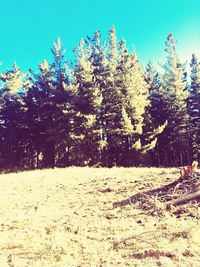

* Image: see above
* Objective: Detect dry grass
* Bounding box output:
[0,167,200,266]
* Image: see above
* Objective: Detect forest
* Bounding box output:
[0,27,199,171]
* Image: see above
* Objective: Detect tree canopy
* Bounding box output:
[0,29,198,171]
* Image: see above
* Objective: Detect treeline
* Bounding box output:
[0,27,199,171]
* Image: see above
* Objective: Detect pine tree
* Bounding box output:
[74,38,96,114]
[145,62,166,126]
[0,28,197,170]
[23,60,56,168]
[145,62,167,166]
[24,38,79,168]
[161,34,189,166]
[73,38,96,165]
[100,26,127,166]
[189,53,200,161]
[73,34,108,166]
[86,31,108,165]
[101,29,166,166]
[119,51,166,165]
[123,52,149,136]
[0,63,26,169]
[49,37,79,167]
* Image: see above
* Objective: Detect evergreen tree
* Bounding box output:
[48,37,79,167]
[23,60,56,168]
[161,34,189,166]
[0,63,26,169]
[145,62,167,166]
[73,38,97,165]
[100,26,127,166]
[189,53,200,161]
[119,51,166,165]
[24,38,79,168]
[0,28,198,171]
[74,34,107,166]
[101,29,166,166]
[86,31,108,165]
[145,62,166,126]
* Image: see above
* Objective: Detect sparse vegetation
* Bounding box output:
[0,167,200,266]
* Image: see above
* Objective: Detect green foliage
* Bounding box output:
[0,29,198,170]
[0,63,26,169]
[157,34,190,166]
[189,54,200,161]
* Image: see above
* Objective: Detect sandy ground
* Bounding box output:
[0,167,200,266]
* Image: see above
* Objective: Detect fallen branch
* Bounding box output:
[113,230,154,249]
[165,190,200,207]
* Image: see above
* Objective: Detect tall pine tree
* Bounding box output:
[161,34,189,166]
[189,53,200,161]
[0,63,26,169]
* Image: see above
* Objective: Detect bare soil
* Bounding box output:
[0,167,200,266]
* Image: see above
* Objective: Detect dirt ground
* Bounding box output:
[0,167,200,266]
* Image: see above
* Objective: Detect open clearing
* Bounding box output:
[0,167,200,266]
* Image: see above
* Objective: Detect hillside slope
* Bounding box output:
[0,167,199,266]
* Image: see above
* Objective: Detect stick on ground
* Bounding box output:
[165,190,200,207]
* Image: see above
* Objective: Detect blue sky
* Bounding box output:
[1,0,200,72]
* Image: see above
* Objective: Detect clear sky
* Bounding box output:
[1,0,200,72]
